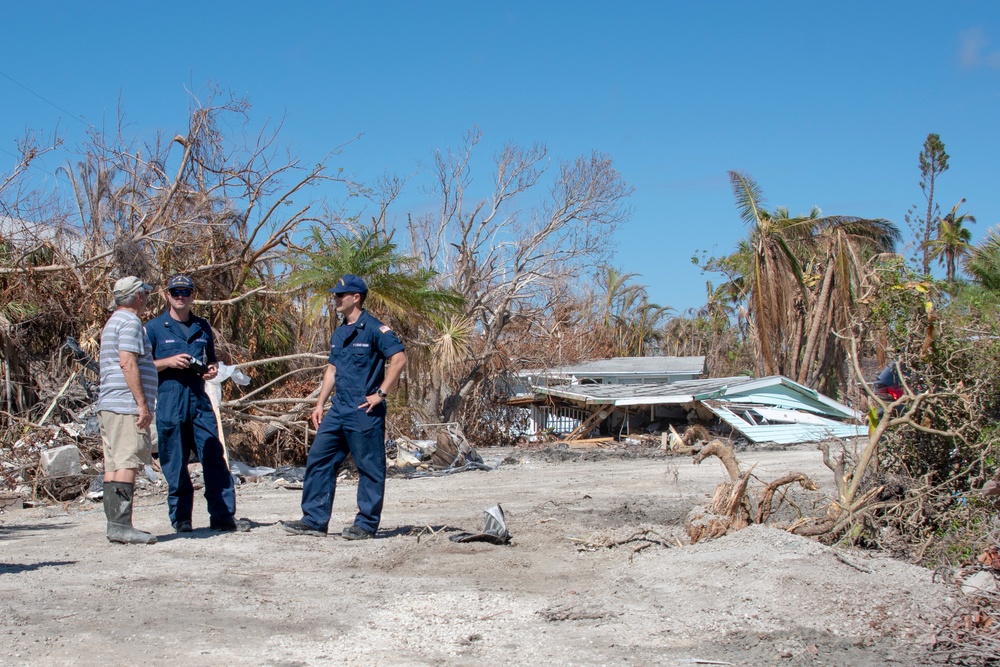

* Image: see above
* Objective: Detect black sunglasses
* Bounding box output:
[169,289,193,297]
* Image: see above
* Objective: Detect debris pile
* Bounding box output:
[932,546,1000,663]
[389,424,490,476]
[1,416,106,506]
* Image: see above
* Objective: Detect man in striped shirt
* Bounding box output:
[97,276,159,545]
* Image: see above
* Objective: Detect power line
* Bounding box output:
[0,144,74,187]
[0,69,85,187]
[0,69,91,129]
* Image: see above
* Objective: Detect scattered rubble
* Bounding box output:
[39,444,82,477]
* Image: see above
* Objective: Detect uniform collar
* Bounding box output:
[161,313,194,327]
[345,309,368,329]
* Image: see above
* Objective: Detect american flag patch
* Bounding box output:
[379,325,392,333]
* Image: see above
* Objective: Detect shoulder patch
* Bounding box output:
[379,325,392,333]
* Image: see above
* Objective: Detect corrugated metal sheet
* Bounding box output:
[530,374,865,444]
[534,376,756,405]
[707,404,865,444]
[716,377,856,419]
[520,356,706,381]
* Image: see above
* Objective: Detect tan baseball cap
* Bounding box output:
[108,276,153,310]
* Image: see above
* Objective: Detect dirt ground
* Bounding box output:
[0,444,957,666]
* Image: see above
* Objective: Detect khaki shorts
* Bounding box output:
[99,411,154,471]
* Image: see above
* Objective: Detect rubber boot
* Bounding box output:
[104,481,157,545]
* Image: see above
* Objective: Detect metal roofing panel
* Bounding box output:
[707,405,865,444]
[752,406,834,425]
[522,356,706,378]
[534,376,756,405]
[720,376,857,418]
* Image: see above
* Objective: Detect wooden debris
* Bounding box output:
[37,372,78,427]
[756,473,819,524]
[549,437,614,449]
[567,528,673,562]
[834,551,872,573]
[563,409,608,441]
[34,473,94,502]
[669,424,711,454]
[692,439,741,482]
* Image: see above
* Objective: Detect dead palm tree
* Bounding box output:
[728,171,815,376]
[623,299,672,356]
[797,216,899,390]
[728,171,899,390]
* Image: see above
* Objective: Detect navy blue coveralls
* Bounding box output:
[145,312,236,528]
[300,309,405,534]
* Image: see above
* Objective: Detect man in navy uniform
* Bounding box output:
[145,274,246,533]
[282,274,407,539]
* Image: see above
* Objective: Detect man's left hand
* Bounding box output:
[203,363,219,381]
[359,393,384,414]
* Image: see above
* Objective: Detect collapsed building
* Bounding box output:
[510,357,866,445]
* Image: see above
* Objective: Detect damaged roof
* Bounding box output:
[533,375,865,444]
[521,356,706,382]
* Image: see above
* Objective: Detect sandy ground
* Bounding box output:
[0,445,955,666]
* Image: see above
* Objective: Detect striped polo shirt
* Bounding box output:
[96,310,158,415]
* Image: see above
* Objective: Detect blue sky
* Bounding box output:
[2,2,999,312]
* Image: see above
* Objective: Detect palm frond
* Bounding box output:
[728,171,767,230]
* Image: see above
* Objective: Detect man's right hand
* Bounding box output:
[310,404,325,430]
[136,405,152,430]
[162,354,193,369]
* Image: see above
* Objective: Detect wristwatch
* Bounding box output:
[376,388,388,398]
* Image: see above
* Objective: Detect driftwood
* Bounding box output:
[550,437,614,449]
[756,473,820,524]
[667,424,711,454]
[692,439,741,482]
[567,529,674,563]
[686,439,828,544]
[686,439,756,543]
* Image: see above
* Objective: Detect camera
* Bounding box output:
[188,357,209,376]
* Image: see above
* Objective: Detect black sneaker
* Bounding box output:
[281,519,326,537]
[173,520,193,533]
[341,525,375,540]
[210,517,251,532]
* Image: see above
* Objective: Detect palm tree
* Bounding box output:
[796,215,899,389]
[286,225,463,326]
[593,266,672,356]
[727,171,817,376]
[964,226,1000,291]
[594,265,642,352]
[928,198,975,283]
[727,171,899,390]
[622,298,673,356]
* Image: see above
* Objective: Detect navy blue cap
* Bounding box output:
[168,275,195,290]
[329,274,368,295]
